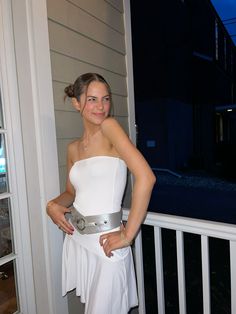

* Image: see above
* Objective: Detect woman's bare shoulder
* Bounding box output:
[67,138,82,161]
[67,138,81,150]
[101,117,119,127]
[101,117,125,136]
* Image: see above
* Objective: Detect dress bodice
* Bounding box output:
[69,156,127,216]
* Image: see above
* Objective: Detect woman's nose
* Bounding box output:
[97,100,104,110]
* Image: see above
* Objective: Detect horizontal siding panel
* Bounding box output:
[59,165,67,192]
[116,116,129,134]
[57,138,74,166]
[55,110,83,139]
[66,0,124,33]
[50,51,127,96]
[112,95,128,117]
[47,0,125,54]
[105,0,123,13]
[48,21,126,75]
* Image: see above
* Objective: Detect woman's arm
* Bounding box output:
[99,118,156,256]
[46,143,76,235]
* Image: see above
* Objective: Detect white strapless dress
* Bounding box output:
[62,156,138,314]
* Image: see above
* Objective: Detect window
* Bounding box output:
[224,36,227,70]
[0,89,19,313]
[215,19,219,61]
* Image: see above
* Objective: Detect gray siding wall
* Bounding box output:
[46,1,133,312]
[46,0,130,192]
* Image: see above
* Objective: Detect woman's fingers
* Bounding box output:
[99,230,131,257]
[57,217,74,235]
[57,223,73,235]
[49,207,74,235]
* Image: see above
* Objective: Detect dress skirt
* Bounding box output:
[62,228,138,314]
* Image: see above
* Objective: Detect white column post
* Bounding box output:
[11,0,68,313]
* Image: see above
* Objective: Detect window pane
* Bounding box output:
[0,134,8,194]
[0,198,13,258]
[0,260,19,313]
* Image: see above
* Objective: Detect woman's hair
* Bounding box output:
[64,72,112,102]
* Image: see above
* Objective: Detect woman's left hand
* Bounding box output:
[99,226,132,257]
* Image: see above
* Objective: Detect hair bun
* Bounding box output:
[64,84,74,98]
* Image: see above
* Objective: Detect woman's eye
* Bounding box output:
[88,97,96,102]
[103,97,110,102]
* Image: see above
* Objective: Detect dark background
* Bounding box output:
[130,2,236,312]
[130,0,236,181]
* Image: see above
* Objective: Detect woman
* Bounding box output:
[46,73,156,314]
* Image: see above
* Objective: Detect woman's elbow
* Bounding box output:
[145,171,156,189]
[150,172,156,187]
[135,169,156,189]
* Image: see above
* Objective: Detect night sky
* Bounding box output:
[211,0,236,44]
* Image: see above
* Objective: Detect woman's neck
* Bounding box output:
[81,127,101,151]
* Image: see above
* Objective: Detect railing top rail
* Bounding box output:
[123,208,236,241]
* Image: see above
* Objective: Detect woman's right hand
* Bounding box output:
[46,201,74,235]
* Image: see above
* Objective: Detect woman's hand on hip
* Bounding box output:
[99,226,132,257]
[46,202,74,235]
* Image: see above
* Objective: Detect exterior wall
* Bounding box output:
[46,0,130,192]
[46,0,133,312]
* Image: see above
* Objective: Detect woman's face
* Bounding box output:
[79,81,111,125]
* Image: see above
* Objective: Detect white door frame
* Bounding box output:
[1,0,68,313]
[123,0,136,145]
[0,1,36,313]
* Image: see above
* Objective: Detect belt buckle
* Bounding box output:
[76,217,86,231]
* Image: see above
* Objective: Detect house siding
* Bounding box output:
[46,0,130,188]
[46,0,132,312]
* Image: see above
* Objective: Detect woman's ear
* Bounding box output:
[71,97,81,112]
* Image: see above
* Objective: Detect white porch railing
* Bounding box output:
[123,209,236,314]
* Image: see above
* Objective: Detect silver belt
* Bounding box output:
[70,207,122,234]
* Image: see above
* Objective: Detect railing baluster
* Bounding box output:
[230,240,236,314]
[123,209,236,314]
[201,235,211,314]
[176,231,186,314]
[134,230,146,314]
[154,226,165,314]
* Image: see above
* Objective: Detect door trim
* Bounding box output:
[0,1,36,312]
[9,0,68,313]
